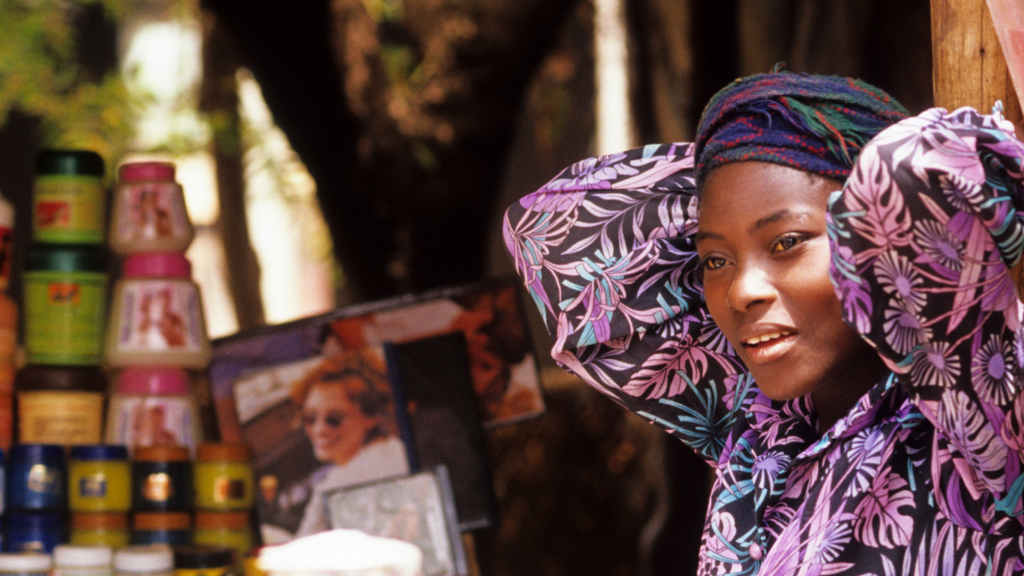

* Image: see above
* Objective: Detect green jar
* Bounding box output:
[23,244,108,365]
[33,150,106,244]
[34,147,108,241]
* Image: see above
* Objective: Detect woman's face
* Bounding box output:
[695,162,886,411]
[301,380,378,466]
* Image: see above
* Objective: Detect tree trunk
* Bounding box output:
[201,0,579,303]
[199,13,266,330]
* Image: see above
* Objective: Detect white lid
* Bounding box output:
[0,553,53,572]
[54,545,113,567]
[113,545,173,572]
[257,530,422,576]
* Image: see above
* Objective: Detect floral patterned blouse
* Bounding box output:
[502,106,1024,575]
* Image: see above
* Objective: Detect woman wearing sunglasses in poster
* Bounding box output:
[290,348,410,538]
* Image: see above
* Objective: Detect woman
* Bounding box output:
[503,72,1024,574]
[291,348,410,537]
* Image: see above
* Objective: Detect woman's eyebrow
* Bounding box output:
[694,230,723,245]
[695,209,817,245]
[751,209,815,233]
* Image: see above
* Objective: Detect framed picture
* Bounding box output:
[388,332,498,531]
[329,277,546,428]
[229,341,416,543]
[210,277,545,441]
[324,467,468,576]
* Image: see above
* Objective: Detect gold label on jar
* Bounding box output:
[213,477,246,502]
[79,474,108,497]
[143,472,173,501]
[27,464,60,494]
[14,540,46,553]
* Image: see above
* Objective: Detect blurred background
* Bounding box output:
[0,0,938,574]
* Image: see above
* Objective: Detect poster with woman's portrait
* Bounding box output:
[230,345,414,545]
[329,279,546,428]
[210,278,543,442]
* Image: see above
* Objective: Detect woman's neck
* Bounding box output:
[810,355,889,433]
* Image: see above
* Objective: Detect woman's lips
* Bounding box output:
[741,331,797,364]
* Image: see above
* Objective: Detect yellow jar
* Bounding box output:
[69,445,132,513]
[70,513,131,549]
[193,511,253,560]
[193,444,253,511]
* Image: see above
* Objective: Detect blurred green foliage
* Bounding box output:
[0,0,137,172]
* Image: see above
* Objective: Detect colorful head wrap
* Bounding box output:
[694,72,909,189]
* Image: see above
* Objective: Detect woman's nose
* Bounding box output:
[726,261,775,311]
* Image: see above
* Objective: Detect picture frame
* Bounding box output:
[324,466,468,576]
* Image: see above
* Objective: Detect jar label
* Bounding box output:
[114,181,192,242]
[27,464,61,494]
[34,175,106,243]
[78,473,108,497]
[143,472,174,502]
[11,540,47,553]
[114,280,205,352]
[0,322,15,361]
[23,271,107,364]
[107,395,197,451]
[214,476,247,502]
[18,390,105,444]
[176,568,230,576]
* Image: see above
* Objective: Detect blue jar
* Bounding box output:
[0,448,7,516]
[7,445,66,511]
[130,511,190,546]
[5,510,63,552]
[131,446,191,512]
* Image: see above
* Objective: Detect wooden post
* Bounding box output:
[932,0,1024,296]
[931,0,1023,125]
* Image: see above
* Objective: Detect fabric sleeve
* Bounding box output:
[502,142,750,466]
[828,106,1024,526]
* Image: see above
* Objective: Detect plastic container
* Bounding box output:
[53,545,113,576]
[110,163,193,255]
[0,190,13,290]
[193,511,252,561]
[15,365,107,446]
[104,253,209,369]
[0,190,14,451]
[33,150,106,244]
[193,444,253,511]
[131,446,192,512]
[0,449,6,515]
[172,546,233,576]
[256,530,422,576]
[113,545,174,576]
[106,368,200,454]
[6,444,66,511]
[22,244,108,365]
[0,292,13,448]
[0,552,53,576]
[68,445,131,513]
[130,512,191,546]
[5,511,63,553]
[69,513,130,549]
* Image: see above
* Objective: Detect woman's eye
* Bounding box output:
[770,235,806,253]
[701,256,726,270]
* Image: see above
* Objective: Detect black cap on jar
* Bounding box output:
[36,150,105,177]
